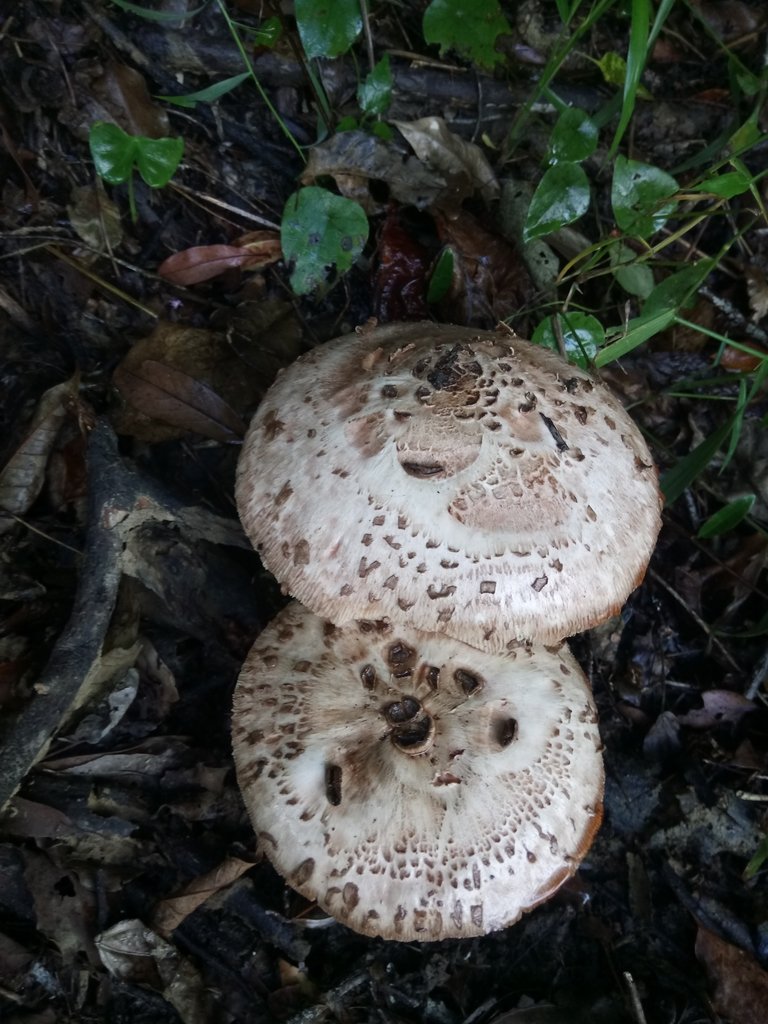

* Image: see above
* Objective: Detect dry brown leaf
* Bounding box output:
[433,209,534,325]
[152,856,256,938]
[96,919,211,1024]
[111,323,268,442]
[0,376,77,534]
[158,232,281,286]
[696,926,768,1024]
[67,180,123,252]
[393,115,499,205]
[114,359,246,442]
[302,129,445,212]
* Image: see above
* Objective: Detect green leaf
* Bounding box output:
[548,107,598,163]
[697,494,756,538]
[532,312,603,368]
[134,136,185,187]
[660,417,735,505]
[281,187,369,295]
[610,242,654,298]
[595,51,629,87]
[609,0,651,155]
[89,122,183,188]
[295,0,362,58]
[729,116,762,154]
[89,122,137,184]
[523,163,590,242]
[692,169,753,199]
[744,834,768,880]
[643,258,715,316]
[358,55,392,117]
[596,308,676,366]
[158,71,251,109]
[423,0,511,69]
[612,155,678,237]
[427,247,454,304]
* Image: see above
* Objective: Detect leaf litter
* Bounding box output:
[1,2,768,1023]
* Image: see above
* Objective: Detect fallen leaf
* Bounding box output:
[433,209,534,325]
[678,689,757,729]
[96,918,211,1024]
[67,180,123,251]
[113,359,246,442]
[394,115,499,206]
[696,926,768,1024]
[158,231,281,286]
[0,376,78,534]
[152,855,256,937]
[302,129,445,212]
[373,205,430,321]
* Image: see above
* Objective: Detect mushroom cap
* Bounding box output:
[236,322,662,647]
[232,601,604,941]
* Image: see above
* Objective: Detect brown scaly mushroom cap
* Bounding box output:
[236,322,662,648]
[232,601,604,941]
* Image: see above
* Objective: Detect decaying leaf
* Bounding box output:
[302,129,446,212]
[96,918,211,1024]
[745,264,768,322]
[372,205,430,321]
[696,926,768,1024]
[152,855,256,938]
[158,230,282,286]
[0,376,78,534]
[111,323,262,442]
[393,115,499,205]
[67,180,123,251]
[114,359,246,442]
[433,208,534,325]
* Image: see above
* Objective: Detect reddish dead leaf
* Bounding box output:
[158,234,281,287]
[696,926,768,1024]
[720,344,767,373]
[113,359,246,442]
[372,206,430,321]
[433,209,534,326]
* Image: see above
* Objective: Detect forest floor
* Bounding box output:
[1,2,768,1023]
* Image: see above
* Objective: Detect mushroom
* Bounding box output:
[236,322,661,649]
[232,601,604,941]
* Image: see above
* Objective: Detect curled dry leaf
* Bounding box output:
[113,359,246,443]
[96,919,211,1024]
[301,129,446,213]
[393,115,500,206]
[158,230,281,286]
[0,376,78,534]
[151,855,256,938]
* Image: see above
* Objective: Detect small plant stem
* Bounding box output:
[359,0,375,70]
[127,172,138,223]
[216,0,306,164]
